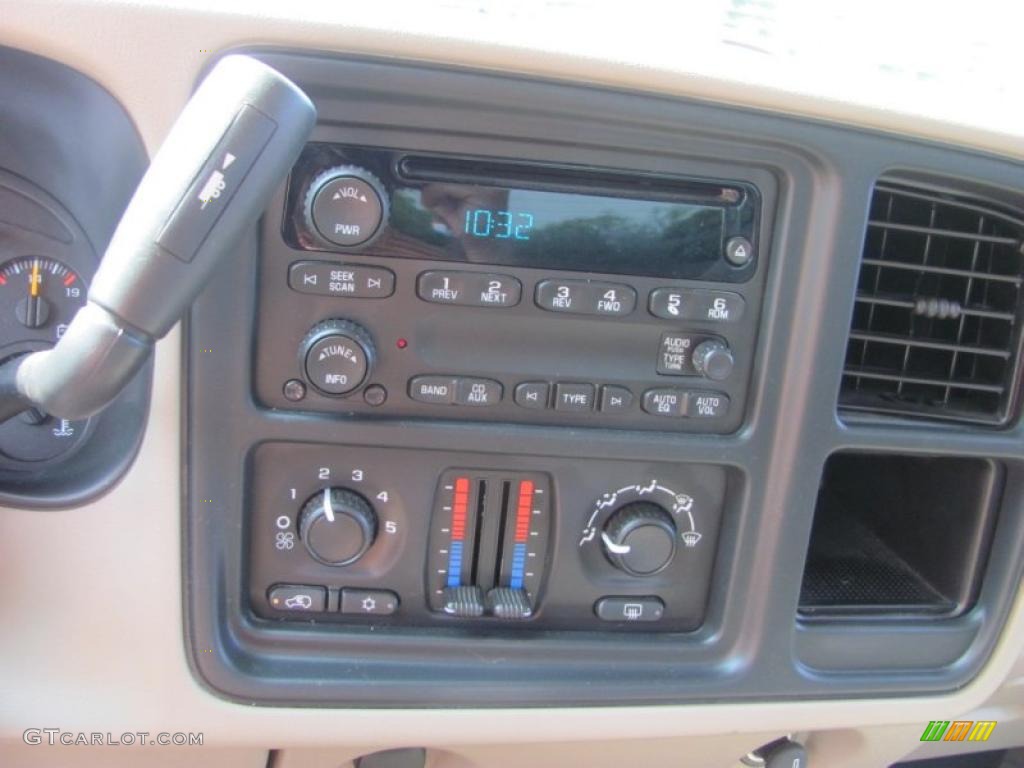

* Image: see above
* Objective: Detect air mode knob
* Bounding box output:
[304,165,389,248]
[300,319,376,396]
[298,487,378,566]
[601,501,677,576]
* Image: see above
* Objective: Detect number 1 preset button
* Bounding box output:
[535,279,636,316]
[417,270,521,308]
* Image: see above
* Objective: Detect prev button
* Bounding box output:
[417,270,521,307]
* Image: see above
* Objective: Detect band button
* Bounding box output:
[408,376,456,404]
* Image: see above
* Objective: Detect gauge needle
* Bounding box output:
[30,259,40,298]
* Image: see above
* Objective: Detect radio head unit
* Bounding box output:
[256,143,767,434]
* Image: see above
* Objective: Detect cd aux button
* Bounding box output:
[417,270,521,307]
[454,377,503,406]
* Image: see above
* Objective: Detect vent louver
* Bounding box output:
[841,182,1024,424]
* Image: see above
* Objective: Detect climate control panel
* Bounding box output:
[248,442,727,632]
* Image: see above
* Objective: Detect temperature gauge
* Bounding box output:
[0,255,89,464]
[0,256,85,343]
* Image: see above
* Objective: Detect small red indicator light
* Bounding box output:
[396,338,408,349]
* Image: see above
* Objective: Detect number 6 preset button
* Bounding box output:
[535,279,636,316]
[416,270,521,307]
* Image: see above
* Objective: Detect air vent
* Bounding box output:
[841,182,1024,424]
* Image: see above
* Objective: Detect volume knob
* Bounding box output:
[304,165,389,248]
[300,319,375,396]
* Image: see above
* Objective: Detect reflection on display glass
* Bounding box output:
[388,184,728,278]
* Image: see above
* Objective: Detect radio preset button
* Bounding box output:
[417,270,521,308]
[689,290,745,323]
[642,388,687,417]
[454,377,503,406]
[686,391,730,418]
[554,382,595,412]
[288,261,395,298]
[514,381,550,409]
[600,385,634,413]
[649,288,745,323]
[409,376,457,404]
[535,279,636,317]
[649,288,687,320]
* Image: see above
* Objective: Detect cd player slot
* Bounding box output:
[397,154,745,205]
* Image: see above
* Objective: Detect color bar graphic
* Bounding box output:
[510,479,534,589]
[447,476,470,587]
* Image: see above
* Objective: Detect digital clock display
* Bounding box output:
[463,209,535,241]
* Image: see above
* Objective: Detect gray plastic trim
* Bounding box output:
[186,51,1024,706]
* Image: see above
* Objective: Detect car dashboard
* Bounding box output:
[1,3,1024,768]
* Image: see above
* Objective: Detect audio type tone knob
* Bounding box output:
[304,165,389,248]
[601,501,677,576]
[300,319,375,396]
[298,487,378,566]
[692,339,734,381]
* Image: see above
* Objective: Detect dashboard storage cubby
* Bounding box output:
[799,452,1001,618]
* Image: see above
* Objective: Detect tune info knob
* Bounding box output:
[304,165,389,248]
[601,501,677,576]
[300,319,375,396]
[298,488,378,566]
[692,339,734,381]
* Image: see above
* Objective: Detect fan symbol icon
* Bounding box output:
[361,597,377,612]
